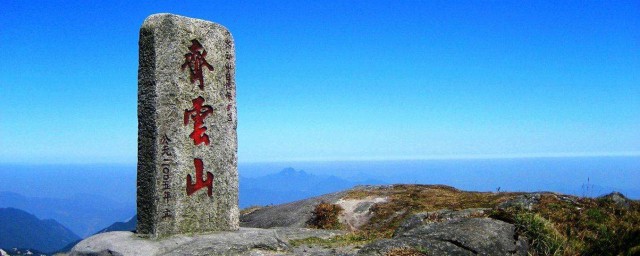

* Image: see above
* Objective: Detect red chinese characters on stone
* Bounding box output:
[186,158,213,197]
[181,39,213,90]
[184,96,214,146]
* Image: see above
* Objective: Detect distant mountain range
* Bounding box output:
[95,215,136,234]
[83,167,387,233]
[239,167,386,208]
[2,162,638,254]
[56,215,138,254]
[0,208,79,254]
[0,192,133,238]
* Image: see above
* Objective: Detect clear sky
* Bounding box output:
[1,1,639,164]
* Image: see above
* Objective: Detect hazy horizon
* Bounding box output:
[2,155,639,200]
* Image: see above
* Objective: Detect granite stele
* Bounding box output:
[137,13,239,238]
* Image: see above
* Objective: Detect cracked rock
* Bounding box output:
[359,217,527,256]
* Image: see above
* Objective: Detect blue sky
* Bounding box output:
[1,1,639,164]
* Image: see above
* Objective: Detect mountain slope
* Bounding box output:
[0,207,80,253]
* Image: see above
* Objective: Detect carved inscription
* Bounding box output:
[160,134,173,220]
[186,158,214,197]
[181,39,215,197]
[224,37,234,122]
[184,96,214,146]
[181,39,213,90]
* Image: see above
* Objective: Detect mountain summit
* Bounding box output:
[70,184,640,255]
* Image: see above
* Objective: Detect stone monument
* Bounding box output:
[137,13,239,238]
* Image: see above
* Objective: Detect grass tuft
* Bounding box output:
[289,231,382,248]
[385,247,427,256]
[494,193,640,255]
[513,212,566,255]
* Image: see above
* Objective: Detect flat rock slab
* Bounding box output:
[241,191,348,229]
[359,217,528,256]
[69,228,345,256]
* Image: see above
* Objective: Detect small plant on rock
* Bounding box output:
[307,201,344,230]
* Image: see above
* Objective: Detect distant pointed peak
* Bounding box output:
[281,167,296,174]
[278,167,309,177]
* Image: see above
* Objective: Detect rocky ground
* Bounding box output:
[69,228,345,256]
[68,184,640,255]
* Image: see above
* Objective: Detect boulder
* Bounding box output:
[599,192,632,210]
[360,217,528,256]
[393,208,489,237]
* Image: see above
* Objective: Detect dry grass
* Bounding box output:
[295,185,640,255]
[346,184,523,236]
[307,201,344,230]
[492,193,640,255]
[385,247,427,256]
[289,231,380,248]
[239,205,262,215]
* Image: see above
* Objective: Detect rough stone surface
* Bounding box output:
[497,194,541,211]
[600,192,632,209]
[393,208,490,237]
[240,188,390,231]
[241,191,348,229]
[336,196,388,230]
[360,217,528,256]
[69,228,345,256]
[137,13,238,238]
[289,245,359,256]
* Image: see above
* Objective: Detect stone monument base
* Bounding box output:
[69,228,345,256]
